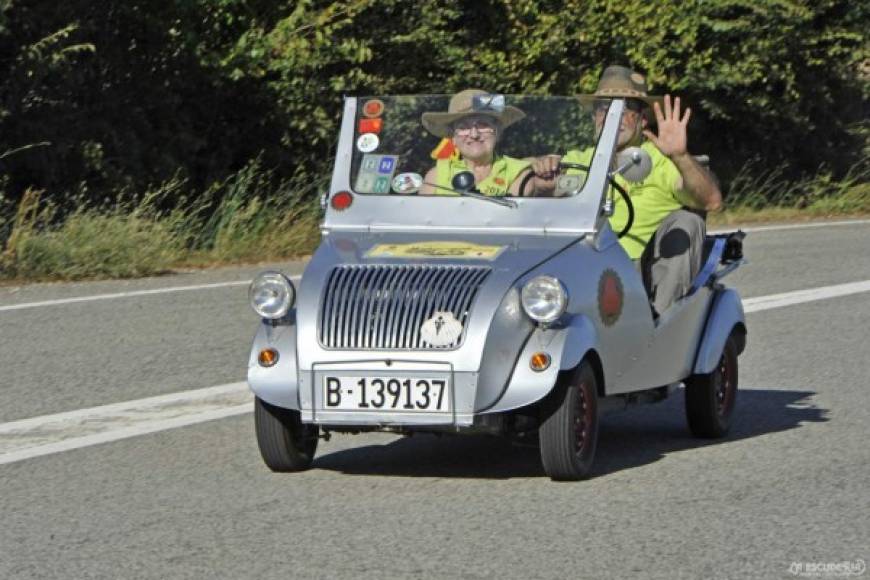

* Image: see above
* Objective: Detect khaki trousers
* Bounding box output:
[639,209,706,317]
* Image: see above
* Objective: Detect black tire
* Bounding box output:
[685,334,739,438]
[254,397,319,472]
[539,361,599,481]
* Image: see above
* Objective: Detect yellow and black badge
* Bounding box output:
[366,241,505,260]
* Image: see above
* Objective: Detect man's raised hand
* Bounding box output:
[643,94,690,159]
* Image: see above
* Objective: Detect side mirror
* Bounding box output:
[614,147,652,183]
[451,171,476,193]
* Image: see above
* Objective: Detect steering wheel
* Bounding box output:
[518,162,634,239]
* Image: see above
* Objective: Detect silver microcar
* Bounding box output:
[246,95,747,480]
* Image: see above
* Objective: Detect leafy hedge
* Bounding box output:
[0,0,866,221]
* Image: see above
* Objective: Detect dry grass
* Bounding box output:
[0,158,866,283]
[0,160,323,283]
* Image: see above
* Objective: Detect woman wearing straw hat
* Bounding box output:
[419,89,533,196]
[533,65,723,317]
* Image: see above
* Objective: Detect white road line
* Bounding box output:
[0,404,252,466]
[0,382,251,466]
[710,218,870,235]
[2,278,870,466]
[0,276,300,313]
[744,280,870,313]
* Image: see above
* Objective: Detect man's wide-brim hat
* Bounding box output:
[578,65,664,108]
[422,89,526,138]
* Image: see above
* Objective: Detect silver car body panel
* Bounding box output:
[483,315,597,413]
[614,287,713,389]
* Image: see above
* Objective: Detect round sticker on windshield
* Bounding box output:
[392,172,423,194]
[356,133,379,153]
[362,99,385,118]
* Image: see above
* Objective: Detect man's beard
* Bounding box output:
[594,123,642,150]
[616,125,643,150]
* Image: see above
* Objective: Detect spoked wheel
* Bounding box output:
[539,361,599,481]
[685,335,739,438]
[255,397,319,472]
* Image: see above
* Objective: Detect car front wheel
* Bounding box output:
[539,361,599,481]
[255,397,319,472]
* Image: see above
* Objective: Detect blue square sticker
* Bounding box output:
[378,157,395,174]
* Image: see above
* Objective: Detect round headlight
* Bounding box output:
[249,271,295,319]
[521,276,567,324]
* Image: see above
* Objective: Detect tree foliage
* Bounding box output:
[0,0,866,212]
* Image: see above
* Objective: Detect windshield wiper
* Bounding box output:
[422,181,518,208]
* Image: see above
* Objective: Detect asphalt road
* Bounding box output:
[1,221,868,580]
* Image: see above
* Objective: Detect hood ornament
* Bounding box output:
[420,311,463,347]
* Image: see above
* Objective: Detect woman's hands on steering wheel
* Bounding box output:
[527,155,566,196]
[521,155,634,239]
[520,156,590,198]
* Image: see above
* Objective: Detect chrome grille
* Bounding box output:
[319,264,491,350]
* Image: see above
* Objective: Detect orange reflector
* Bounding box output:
[258,348,279,367]
[530,352,551,372]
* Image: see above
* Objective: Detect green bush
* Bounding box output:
[1,0,866,210]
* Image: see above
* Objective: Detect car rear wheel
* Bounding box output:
[685,334,739,438]
[539,361,599,481]
[255,397,319,472]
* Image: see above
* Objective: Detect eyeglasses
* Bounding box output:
[593,99,645,115]
[453,119,497,136]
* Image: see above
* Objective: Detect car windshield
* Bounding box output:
[348,95,598,197]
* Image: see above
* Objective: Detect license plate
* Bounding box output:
[322,376,450,412]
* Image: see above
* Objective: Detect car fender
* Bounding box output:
[247,316,300,410]
[693,289,746,375]
[559,314,599,372]
[483,314,599,413]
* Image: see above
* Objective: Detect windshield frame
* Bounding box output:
[324,97,626,236]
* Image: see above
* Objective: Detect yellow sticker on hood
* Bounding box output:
[366,241,505,260]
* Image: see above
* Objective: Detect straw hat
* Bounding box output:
[422,89,526,138]
[578,65,664,108]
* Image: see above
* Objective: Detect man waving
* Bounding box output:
[534,65,723,317]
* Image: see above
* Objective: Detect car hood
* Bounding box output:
[312,231,583,275]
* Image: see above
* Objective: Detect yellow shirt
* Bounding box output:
[562,141,698,259]
[434,156,530,196]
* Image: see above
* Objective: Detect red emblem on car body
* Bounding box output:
[598,269,624,326]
